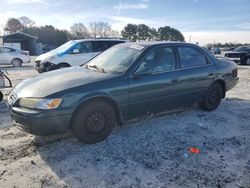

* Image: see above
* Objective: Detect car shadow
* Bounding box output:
[0,63,34,70]
[35,97,250,187]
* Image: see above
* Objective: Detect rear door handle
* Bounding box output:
[208,72,214,76]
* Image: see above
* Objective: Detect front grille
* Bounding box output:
[226,53,240,58]
[35,60,41,67]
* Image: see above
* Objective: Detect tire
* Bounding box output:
[57,63,70,69]
[246,58,250,65]
[71,100,116,144]
[12,59,23,67]
[240,57,250,65]
[0,91,3,102]
[37,69,45,73]
[199,83,223,111]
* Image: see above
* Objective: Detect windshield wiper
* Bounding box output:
[86,65,106,73]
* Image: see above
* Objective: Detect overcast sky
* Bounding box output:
[0,0,250,45]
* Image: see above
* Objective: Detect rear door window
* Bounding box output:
[108,41,125,47]
[92,41,110,52]
[178,47,208,68]
[1,47,13,53]
[92,41,125,52]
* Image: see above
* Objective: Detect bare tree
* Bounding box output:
[70,23,90,39]
[19,16,35,28]
[89,22,99,38]
[4,18,24,34]
[89,22,117,38]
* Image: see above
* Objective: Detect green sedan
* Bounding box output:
[8,42,239,144]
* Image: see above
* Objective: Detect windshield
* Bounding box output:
[53,40,77,54]
[86,44,145,74]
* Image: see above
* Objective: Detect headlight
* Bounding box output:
[17,98,62,109]
[36,98,62,109]
[42,56,55,63]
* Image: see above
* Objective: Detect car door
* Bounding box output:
[0,47,13,64]
[128,46,178,118]
[62,41,97,66]
[172,46,217,106]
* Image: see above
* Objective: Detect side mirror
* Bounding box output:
[72,49,80,54]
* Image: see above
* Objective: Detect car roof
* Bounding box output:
[234,45,250,50]
[74,39,127,43]
[0,45,15,49]
[114,41,194,48]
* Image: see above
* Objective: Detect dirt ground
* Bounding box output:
[0,63,250,188]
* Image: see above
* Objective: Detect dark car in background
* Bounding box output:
[225,45,250,65]
[214,48,221,55]
[9,42,238,144]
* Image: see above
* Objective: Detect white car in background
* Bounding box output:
[0,46,30,67]
[34,39,126,73]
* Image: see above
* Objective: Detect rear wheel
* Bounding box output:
[57,63,70,69]
[199,83,223,111]
[12,59,23,67]
[71,100,116,144]
[37,69,45,73]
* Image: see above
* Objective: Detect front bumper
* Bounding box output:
[226,77,239,91]
[34,61,56,73]
[10,107,74,136]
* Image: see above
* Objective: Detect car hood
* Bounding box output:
[12,67,118,98]
[35,51,57,61]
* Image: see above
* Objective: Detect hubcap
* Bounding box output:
[86,112,106,133]
[208,89,218,105]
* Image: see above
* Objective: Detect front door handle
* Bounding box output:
[208,72,214,76]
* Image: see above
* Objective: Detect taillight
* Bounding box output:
[232,68,238,78]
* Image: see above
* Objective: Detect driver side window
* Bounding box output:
[70,42,92,54]
[136,47,176,74]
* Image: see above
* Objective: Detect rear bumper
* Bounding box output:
[22,56,31,64]
[10,107,73,136]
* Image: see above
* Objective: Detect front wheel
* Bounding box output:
[71,100,116,144]
[199,83,223,111]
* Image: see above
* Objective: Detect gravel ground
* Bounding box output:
[0,62,250,188]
